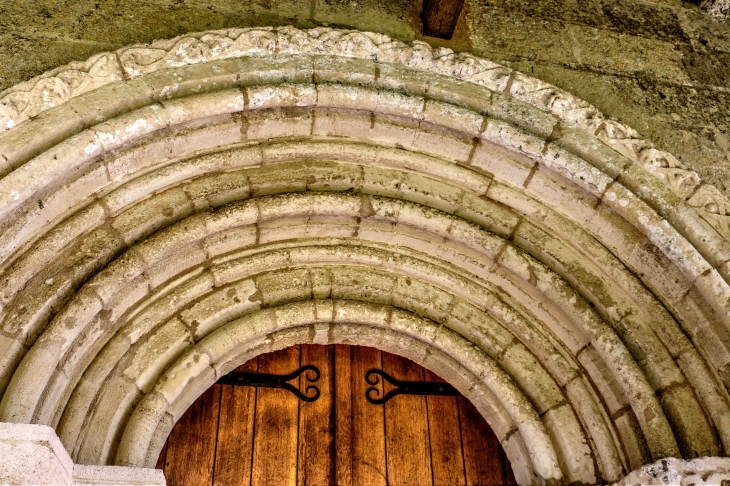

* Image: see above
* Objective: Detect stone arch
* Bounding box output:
[0,26,730,486]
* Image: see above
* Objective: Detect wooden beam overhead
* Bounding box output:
[421,0,465,40]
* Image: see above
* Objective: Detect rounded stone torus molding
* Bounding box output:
[0,26,730,486]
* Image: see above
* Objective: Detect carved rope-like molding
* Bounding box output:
[1,26,728,240]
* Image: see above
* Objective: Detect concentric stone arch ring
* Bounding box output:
[1,26,730,486]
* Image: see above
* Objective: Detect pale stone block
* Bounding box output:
[659,383,720,456]
[540,144,613,198]
[178,279,260,339]
[199,311,277,367]
[64,76,154,129]
[555,128,631,181]
[543,404,596,485]
[244,108,312,140]
[456,191,520,237]
[154,349,211,405]
[247,84,317,110]
[165,368,218,424]
[312,56,377,86]
[0,202,106,306]
[109,188,193,245]
[0,129,103,225]
[124,270,214,344]
[564,376,626,482]
[76,376,142,465]
[123,318,193,394]
[523,165,599,224]
[186,170,251,211]
[501,432,535,486]
[0,344,60,423]
[203,226,258,259]
[161,89,244,122]
[369,114,419,147]
[144,246,207,291]
[73,464,166,485]
[272,300,317,329]
[376,146,491,194]
[0,422,74,485]
[39,163,108,226]
[114,391,170,467]
[443,216,506,257]
[296,216,359,239]
[255,268,311,306]
[315,83,379,112]
[57,335,131,452]
[676,350,730,450]
[481,119,544,161]
[330,266,395,303]
[489,92,556,139]
[422,99,484,137]
[134,214,208,265]
[393,275,453,317]
[91,104,168,151]
[104,119,243,184]
[693,268,730,333]
[500,343,566,414]
[614,410,653,471]
[0,336,26,398]
[411,126,474,163]
[470,139,535,187]
[203,200,259,235]
[33,367,70,426]
[310,108,372,139]
[389,307,439,343]
[0,100,87,172]
[446,301,512,356]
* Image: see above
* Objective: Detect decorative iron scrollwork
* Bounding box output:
[217,365,321,402]
[365,369,460,405]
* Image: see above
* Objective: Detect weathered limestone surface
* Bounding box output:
[0,0,729,197]
[0,422,165,485]
[614,456,730,485]
[0,25,729,486]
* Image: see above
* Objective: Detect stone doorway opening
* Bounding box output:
[156,344,517,486]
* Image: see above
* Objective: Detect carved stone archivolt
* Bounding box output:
[1,26,730,486]
[2,27,728,244]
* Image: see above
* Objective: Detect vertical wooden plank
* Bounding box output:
[163,384,221,486]
[350,345,387,485]
[459,397,504,486]
[334,344,353,486]
[155,441,168,471]
[213,357,259,486]
[383,353,433,486]
[424,370,466,486]
[421,0,465,39]
[251,346,301,486]
[298,345,335,486]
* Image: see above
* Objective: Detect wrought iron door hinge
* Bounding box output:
[365,369,460,404]
[217,365,321,402]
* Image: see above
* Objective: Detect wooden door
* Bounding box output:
[156,345,517,486]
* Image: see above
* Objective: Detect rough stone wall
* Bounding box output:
[1,0,730,199]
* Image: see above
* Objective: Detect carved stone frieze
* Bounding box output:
[0,53,122,131]
[612,457,730,486]
[1,26,728,240]
[688,184,730,240]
